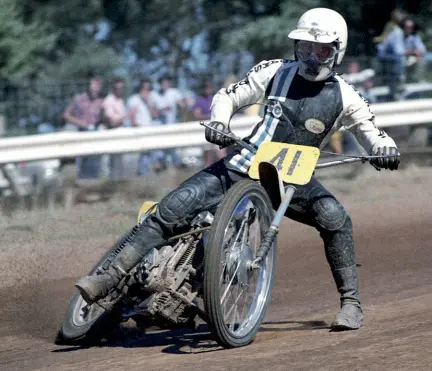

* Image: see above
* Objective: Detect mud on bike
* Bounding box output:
[59,111,396,349]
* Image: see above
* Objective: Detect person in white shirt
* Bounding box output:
[154,76,186,167]
[128,79,160,128]
[155,76,186,125]
[127,79,164,175]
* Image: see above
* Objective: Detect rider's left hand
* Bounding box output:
[370,146,400,171]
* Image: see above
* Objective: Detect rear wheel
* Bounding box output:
[203,180,277,348]
[59,226,139,344]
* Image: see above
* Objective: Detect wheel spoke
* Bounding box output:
[220,260,241,304]
[225,283,244,326]
[233,284,241,329]
[239,283,250,325]
[219,211,248,305]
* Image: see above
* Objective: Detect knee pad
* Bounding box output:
[157,180,206,226]
[313,197,349,231]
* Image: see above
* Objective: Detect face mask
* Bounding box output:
[302,54,322,75]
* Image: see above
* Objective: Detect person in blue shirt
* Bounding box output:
[376,13,406,101]
[403,17,426,83]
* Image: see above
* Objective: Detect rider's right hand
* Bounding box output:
[205,121,235,148]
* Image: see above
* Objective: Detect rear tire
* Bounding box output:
[203,180,277,348]
[59,226,139,345]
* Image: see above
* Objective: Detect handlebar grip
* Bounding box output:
[200,121,257,155]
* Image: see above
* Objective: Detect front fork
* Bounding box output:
[250,185,296,269]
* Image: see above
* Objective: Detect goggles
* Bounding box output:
[295,40,338,64]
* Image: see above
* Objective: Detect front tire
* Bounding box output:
[59,226,139,344]
[203,180,277,348]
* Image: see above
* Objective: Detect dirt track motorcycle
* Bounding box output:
[60,106,394,348]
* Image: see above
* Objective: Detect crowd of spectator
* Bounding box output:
[62,73,227,180]
[61,7,429,178]
[329,8,429,155]
[374,8,427,101]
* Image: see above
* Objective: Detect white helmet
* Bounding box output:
[288,8,348,81]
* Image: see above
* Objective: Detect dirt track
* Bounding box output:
[1,165,432,371]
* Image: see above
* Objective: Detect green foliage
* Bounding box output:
[0,0,120,86]
[40,41,120,81]
[221,0,321,61]
[0,0,57,84]
[418,0,432,50]
[0,0,121,133]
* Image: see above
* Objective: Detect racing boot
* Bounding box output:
[76,213,167,304]
[330,264,363,331]
[75,242,145,305]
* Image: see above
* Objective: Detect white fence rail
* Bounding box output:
[0,99,431,164]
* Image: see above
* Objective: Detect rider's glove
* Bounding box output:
[205,121,235,148]
[370,146,400,171]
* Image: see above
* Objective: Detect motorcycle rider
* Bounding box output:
[76,8,400,331]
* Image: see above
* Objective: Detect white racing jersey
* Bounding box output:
[211,59,397,173]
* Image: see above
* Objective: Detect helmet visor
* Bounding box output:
[295,41,338,64]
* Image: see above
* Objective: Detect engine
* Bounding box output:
[133,211,212,326]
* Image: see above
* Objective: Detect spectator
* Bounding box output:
[192,80,227,167]
[376,9,406,101]
[361,78,377,104]
[192,80,214,120]
[154,76,185,167]
[156,76,186,125]
[373,8,407,44]
[343,61,377,101]
[128,79,160,128]
[343,62,375,90]
[63,74,104,179]
[127,78,164,176]
[403,17,427,83]
[103,78,135,179]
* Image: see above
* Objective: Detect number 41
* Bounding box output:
[269,148,302,175]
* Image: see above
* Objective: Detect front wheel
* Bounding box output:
[203,180,277,348]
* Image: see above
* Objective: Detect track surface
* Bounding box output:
[1,166,432,371]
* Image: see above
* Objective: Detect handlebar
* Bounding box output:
[316,157,367,169]
[200,121,399,170]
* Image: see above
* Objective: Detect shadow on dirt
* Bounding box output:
[53,323,222,354]
[52,319,330,355]
[259,320,329,332]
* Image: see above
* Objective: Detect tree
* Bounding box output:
[101,0,289,83]
[220,0,321,62]
[0,0,121,132]
[0,0,57,85]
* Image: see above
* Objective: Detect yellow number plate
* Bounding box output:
[248,142,320,185]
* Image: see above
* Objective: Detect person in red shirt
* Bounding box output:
[63,74,104,179]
